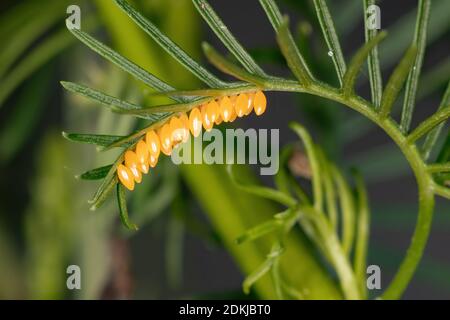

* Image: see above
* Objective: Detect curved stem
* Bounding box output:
[265,79,436,299]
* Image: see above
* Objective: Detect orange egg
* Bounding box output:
[189,107,202,137]
[235,94,249,118]
[228,96,237,122]
[136,140,149,174]
[159,123,173,155]
[124,151,142,183]
[170,116,185,145]
[146,130,160,159]
[244,93,255,116]
[219,96,233,122]
[254,91,267,116]
[215,112,223,125]
[149,153,159,168]
[201,104,213,131]
[179,113,190,142]
[117,164,135,191]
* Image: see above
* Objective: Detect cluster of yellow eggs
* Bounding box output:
[117,91,267,190]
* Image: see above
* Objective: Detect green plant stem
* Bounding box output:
[261,79,435,299]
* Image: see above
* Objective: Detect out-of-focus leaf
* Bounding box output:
[0,67,52,164]
[342,31,387,97]
[227,165,297,208]
[380,46,417,118]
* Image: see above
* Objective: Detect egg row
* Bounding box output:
[117,91,267,191]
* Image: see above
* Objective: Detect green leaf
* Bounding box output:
[90,173,118,210]
[112,97,210,115]
[342,31,387,97]
[192,0,266,76]
[62,132,128,147]
[202,43,269,87]
[236,220,283,245]
[380,45,418,118]
[317,148,338,230]
[117,184,139,231]
[289,123,323,212]
[400,0,431,133]
[61,81,141,110]
[242,259,273,295]
[407,107,450,143]
[227,165,297,207]
[331,165,355,256]
[113,0,226,88]
[276,17,314,85]
[147,84,258,98]
[312,0,347,86]
[363,0,383,109]
[69,28,189,103]
[78,165,113,180]
[258,0,284,30]
[352,170,370,299]
[61,81,172,121]
[102,113,173,151]
[422,81,450,161]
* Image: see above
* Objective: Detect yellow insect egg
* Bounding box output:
[215,112,223,125]
[159,123,173,155]
[235,93,249,118]
[117,164,135,191]
[179,113,190,142]
[254,91,267,116]
[201,104,214,132]
[145,130,160,158]
[136,140,149,174]
[208,100,220,124]
[149,153,158,168]
[189,107,202,137]
[219,96,233,122]
[228,96,238,122]
[244,93,255,116]
[124,151,142,183]
[170,116,185,145]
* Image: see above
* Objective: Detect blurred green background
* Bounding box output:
[0,0,449,299]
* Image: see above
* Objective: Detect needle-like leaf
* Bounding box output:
[380,45,418,118]
[289,123,322,212]
[192,0,266,76]
[117,183,139,230]
[276,17,314,86]
[113,0,226,88]
[352,170,370,299]
[202,43,269,87]
[422,81,450,161]
[69,28,190,103]
[312,0,347,86]
[62,132,128,147]
[400,0,431,133]
[407,106,450,143]
[342,31,387,97]
[227,165,297,208]
[363,0,383,109]
[78,165,113,180]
